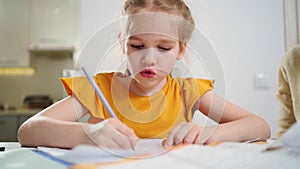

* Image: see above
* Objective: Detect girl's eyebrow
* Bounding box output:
[157,39,177,45]
[129,36,177,44]
[128,36,141,41]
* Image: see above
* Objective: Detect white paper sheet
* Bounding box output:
[104,142,300,169]
[266,122,300,150]
[35,122,300,168]
[58,139,172,164]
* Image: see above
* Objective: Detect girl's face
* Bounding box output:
[123,33,185,91]
[119,12,187,94]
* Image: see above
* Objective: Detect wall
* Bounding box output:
[188,0,285,137]
[80,0,284,137]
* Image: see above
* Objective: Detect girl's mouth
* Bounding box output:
[140,69,156,78]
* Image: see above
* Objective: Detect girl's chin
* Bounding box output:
[136,76,166,87]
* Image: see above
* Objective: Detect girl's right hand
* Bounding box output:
[85,118,138,149]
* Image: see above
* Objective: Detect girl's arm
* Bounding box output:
[17,96,138,149]
[198,90,271,143]
[18,96,90,148]
[163,90,270,147]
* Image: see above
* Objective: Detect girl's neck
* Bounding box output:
[129,78,167,96]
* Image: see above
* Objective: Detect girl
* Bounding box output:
[18,0,270,149]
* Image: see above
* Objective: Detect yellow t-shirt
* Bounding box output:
[61,72,213,138]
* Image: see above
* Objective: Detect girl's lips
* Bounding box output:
[140,69,156,78]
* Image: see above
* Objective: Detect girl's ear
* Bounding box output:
[177,42,187,60]
[118,33,125,54]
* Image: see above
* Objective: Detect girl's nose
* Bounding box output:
[141,48,157,66]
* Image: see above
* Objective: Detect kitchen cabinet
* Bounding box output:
[0,0,30,67]
[0,110,38,142]
[29,0,80,51]
[0,0,80,67]
[0,116,18,141]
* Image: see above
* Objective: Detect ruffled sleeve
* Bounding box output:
[176,77,214,121]
[60,76,105,119]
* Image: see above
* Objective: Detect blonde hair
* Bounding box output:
[121,0,195,42]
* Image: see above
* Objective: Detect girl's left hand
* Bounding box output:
[162,122,206,148]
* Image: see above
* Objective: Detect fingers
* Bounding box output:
[163,122,203,148]
[106,119,138,149]
[104,118,139,149]
[183,126,199,144]
[163,122,184,147]
[88,118,139,149]
[110,118,138,140]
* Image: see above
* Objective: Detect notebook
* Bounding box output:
[0,148,68,169]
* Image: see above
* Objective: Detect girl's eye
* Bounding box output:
[158,46,171,51]
[131,44,144,49]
